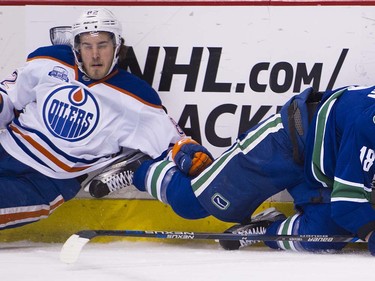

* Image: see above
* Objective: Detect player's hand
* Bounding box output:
[367,231,375,256]
[172,138,213,177]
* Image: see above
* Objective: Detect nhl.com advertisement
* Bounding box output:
[25,5,375,158]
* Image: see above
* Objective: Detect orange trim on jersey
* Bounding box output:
[83,69,162,108]
[74,64,79,79]
[103,82,163,109]
[0,197,65,227]
[27,56,75,69]
[9,124,89,172]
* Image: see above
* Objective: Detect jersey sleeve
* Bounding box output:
[0,60,45,129]
[0,45,75,129]
[331,106,375,238]
[0,86,15,128]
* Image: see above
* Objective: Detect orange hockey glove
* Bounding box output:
[172,138,213,177]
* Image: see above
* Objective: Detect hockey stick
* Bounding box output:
[60,229,363,264]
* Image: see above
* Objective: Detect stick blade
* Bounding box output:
[60,234,90,264]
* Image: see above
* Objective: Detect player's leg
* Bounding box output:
[192,87,318,223]
[133,112,304,222]
[134,157,209,219]
[0,146,81,230]
[134,87,320,222]
[191,111,307,223]
[265,203,350,252]
[219,203,350,252]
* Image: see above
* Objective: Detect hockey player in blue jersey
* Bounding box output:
[102,84,375,256]
[262,85,375,254]
[0,8,212,230]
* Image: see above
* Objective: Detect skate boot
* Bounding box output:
[219,207,286,250]
[87,150,151,198]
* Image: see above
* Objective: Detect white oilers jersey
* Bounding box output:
[0,45,184,179]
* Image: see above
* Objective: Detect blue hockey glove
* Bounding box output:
[172,138,213,177]
[368,231,375,256]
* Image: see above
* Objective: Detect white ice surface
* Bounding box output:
[1,241,373,281]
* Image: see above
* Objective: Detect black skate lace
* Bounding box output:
[237,226,266,247]
[103,170,134,192]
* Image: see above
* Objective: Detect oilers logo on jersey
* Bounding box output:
[43,85,99,141]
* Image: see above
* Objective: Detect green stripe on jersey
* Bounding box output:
[150,160,172,199]
[191,114,283,196]
[279,216,294,250]
[311,88,347,187]
[332,180,371,202]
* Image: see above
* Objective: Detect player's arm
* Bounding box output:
[0,51,49,125]
[330,111,375,255]
[0,76,17,128]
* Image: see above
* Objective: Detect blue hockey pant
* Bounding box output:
[134,88,316,222]
[0,145,81,230]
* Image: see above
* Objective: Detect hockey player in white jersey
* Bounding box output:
[0,8,212,230]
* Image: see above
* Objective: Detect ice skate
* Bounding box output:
[219,207,286,250]
[87,150,151,198]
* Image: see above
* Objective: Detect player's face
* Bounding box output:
[78,32,115,80]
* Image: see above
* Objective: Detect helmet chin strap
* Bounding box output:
[105,44,121,76]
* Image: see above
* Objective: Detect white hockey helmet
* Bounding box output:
[71,8,123,77]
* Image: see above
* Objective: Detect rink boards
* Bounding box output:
[0,199,293,243]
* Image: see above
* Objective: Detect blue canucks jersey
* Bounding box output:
[304,85,375,235]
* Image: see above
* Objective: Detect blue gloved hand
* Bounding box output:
[172,138,213,177]
[368,231,375,256]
